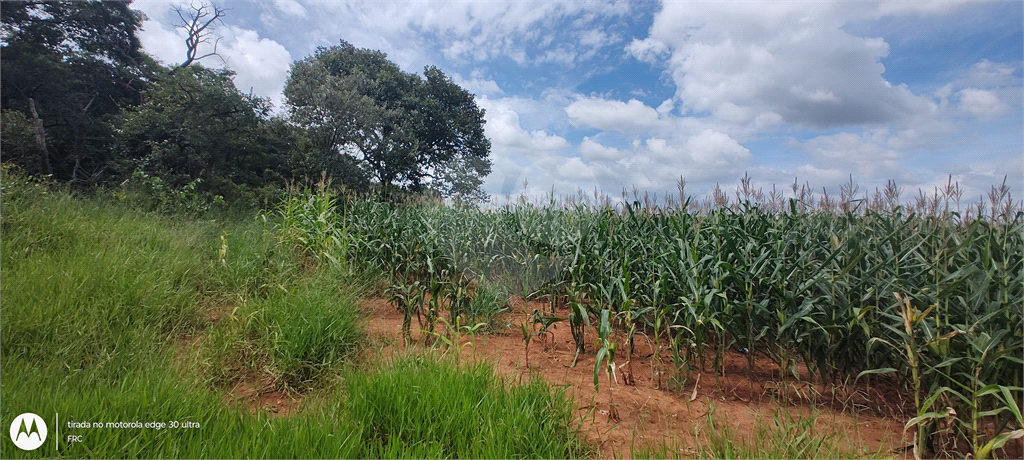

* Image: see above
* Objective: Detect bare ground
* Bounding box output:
[358,296,914,459]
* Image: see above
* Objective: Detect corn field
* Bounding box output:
[277,177,1023,458]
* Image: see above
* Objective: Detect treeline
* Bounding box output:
[1,1,491,206]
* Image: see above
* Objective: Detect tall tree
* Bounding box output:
[284,41,491,200]
[116,65,292,200]
[1,0,154,184]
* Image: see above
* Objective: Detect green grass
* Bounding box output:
[343,355,588,459]
[200,269,366,391]
[0,173,585,458]
[1,182,211,383]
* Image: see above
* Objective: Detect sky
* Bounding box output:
[131,0,1023,205]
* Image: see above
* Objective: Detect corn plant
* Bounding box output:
[566,282,590,367]
[645,275,669,389]
[922,326,1024,458]
[593,307,619,420]
[386,277,423,344]
[320,175,1021,455]
[864,292,955,455]
[531,309,566,352]
[275,182,342,265]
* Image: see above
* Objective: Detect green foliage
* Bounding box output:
[0,174,209,382]
[1,1,144,62]
[116,65,294,200]
[4,5,493,203]
[0,109,43,170]
[594,308,618,391]
[1,0,153,183]
[285,40,491,201]
[343,356,586,459]
[117,171,224,216]
[324,176,1022,458]
[273,181,346,265]
[0,171,587,458]
[247,273,363,389]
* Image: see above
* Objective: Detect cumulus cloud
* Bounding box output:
[579,137,623,162]
[451,72,503,97]
[957,88,1012,121]
[638,2,941,129]
[216,26,293,109]
[307,1,631,67]
[684,129,753,167]
[624,38,668,64]
[477,96,571,157]
[579,29,613,48]
[964,60,1018,88]
[131,1,1019,203]
[475,94,577,197]
[800,130,907,181]
[137,9,185,66]
[565,97,667,133]
[273,0,307,18]
[548,130,753,197]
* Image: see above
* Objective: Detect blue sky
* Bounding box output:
[133,0,1022,204]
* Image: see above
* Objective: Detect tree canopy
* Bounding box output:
[1,0,154,184]
[284,41,491,201]
[116,65,295,201]
[2,5,494,206]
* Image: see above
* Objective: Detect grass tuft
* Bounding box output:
[342,355,588,459]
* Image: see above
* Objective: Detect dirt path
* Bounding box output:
[360,297,912,458]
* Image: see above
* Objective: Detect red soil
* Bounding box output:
[359,296,913,459]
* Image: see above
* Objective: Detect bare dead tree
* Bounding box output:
[174,0,227,68]
[27,98,52,175]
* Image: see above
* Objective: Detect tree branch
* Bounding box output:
[173,0,227,69]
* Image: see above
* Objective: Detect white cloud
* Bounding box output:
[684,129,752,167]
[131,1,1019,203]
[579,29,610,48]
[639,2,940,129]
[565,97,666,132]
[273,0,308,18]
[556,157,596,181]
[714,102,753,123]
[536,47,578,66]
[451,73,503,97]
[477,96,571,157]
[964,60,1018,88]
[216,26,293,109]
[624,38,668,64]
[957,88,1012,121]
[579,137,623,162]
[875,1,966,16]
[307,1,631,68]
[801,130,906,180]
[519,130,755,199]
[137,10,185,66]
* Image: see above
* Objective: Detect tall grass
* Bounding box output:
[201,269,365,390]
[1,176,211,383]
[1,171,585,458]
[343,355,587,458]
